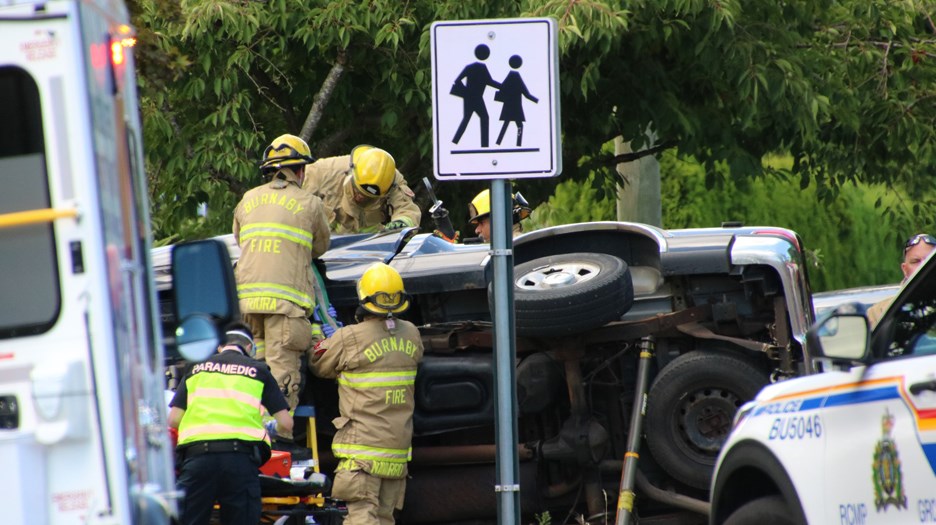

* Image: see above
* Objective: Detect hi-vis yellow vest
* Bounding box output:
[177,359,269,447]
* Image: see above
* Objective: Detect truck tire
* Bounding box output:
[723,496,804,525]
[505,253,634,337]
[645,349,769,490]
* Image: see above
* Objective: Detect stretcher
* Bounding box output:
[258,405,346,525]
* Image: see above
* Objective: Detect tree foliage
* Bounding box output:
[525,173,616,231]
[528,150,913,291]
[130,0,936,242]
[657,152,911,292]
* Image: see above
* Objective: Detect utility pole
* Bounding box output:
[614,136,661,226]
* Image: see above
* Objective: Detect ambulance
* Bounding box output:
[711,249,936,524]
[0,1,238,524]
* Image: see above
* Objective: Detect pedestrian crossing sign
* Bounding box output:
[430,18,561,180]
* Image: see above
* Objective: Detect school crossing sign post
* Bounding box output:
[431,17,561,525]
[431,18,561,180]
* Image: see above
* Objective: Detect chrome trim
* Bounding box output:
[730,233,816,370]
[515,221,671,252]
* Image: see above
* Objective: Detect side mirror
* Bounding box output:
[171,238,239,327]
[806,302,871,366]
[175,315,219,363]
[170,239,239,362]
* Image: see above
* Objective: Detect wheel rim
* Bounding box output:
[515,261,601,290]
[674,387,743,458]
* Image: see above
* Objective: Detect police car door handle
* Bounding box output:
[909,380,936,395]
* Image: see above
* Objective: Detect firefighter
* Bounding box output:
[467,188,533,243]
[233,133,330,441]
[303,145,421,234]
[169,323,293,525]
[309,263,424,525]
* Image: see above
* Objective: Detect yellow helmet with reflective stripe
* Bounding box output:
[350,145,395,198]
[260,134,314,173]
[468,189,532,225]
[357,263,410,316]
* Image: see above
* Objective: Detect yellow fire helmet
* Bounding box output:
[260,134,314,173]
[357,262,410,316]
[349,145,395,198]
[468,189,492,224]
[468,189,532,225]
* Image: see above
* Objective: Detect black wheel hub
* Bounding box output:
[676,388,742,456]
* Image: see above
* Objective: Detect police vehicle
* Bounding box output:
[711,248,936,524]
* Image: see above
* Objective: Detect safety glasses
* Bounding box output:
[261,143,313,167]
[363,291,409,311]
[352,182,381,200]
[904,233,936,254]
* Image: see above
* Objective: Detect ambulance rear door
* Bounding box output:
[0,2,174,524]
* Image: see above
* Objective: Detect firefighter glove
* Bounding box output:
[383,220,409,231]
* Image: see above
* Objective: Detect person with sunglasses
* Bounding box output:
[867,233,936,328]
[309,263,424,525]
[232,134,330,442]
[303,145,422,234]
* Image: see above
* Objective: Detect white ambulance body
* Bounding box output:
[711,250,936,524]
[0,2,236,524]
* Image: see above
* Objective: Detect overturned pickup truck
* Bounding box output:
[154,221,815,523]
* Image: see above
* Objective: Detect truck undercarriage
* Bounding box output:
[156,222,815,524]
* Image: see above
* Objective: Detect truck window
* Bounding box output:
[0,66,60,338]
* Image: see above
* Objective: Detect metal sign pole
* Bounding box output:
[430,19,560,524]
[490,179,520,525]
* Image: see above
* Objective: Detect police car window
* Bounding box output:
[886,274,936,358]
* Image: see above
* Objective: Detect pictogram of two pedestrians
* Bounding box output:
[450,44,539,148]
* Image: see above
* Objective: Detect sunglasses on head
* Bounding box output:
[904,233,936,253]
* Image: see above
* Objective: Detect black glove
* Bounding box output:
[430,207,457,240]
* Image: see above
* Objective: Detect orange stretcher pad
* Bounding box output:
[260,450,292,478]
[256,450,345,524]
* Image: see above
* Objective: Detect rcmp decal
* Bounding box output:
[837,503,868,525]
[872,409,907,512]
[750,376,936,477]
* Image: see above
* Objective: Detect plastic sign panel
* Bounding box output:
[431,18,561,180]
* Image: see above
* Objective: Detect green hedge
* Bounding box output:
[529,152,926,292]
[658,153,907,292]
